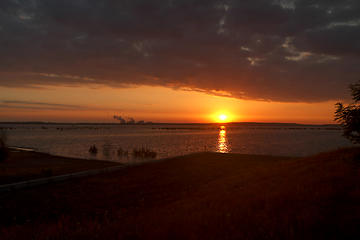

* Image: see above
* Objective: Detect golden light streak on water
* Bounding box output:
[217,125,229,153]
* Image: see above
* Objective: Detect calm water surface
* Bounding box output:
[1,123,353,163]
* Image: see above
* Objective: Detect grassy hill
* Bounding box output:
[1,148,360,239]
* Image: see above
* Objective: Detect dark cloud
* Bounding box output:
[0,99,125,112]
[2,100,86,108]
[295,25,360,56]
[0,100,89,111]
[0,0,359,102]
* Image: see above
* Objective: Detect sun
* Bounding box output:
[211,111,233,123]
[219,114,227,121]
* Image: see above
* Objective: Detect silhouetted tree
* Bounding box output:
[335,81,360,143]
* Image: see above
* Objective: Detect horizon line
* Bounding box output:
[0,121,339,126]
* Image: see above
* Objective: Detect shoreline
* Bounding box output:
[1,147,295,185]
[2,144,353,185]
[0,148,121,185]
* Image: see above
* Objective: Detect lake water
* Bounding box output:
[0,123,353,163]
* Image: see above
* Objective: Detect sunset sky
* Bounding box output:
[1,0,359,123]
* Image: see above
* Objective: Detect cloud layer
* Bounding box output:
[1,0,360,102]
[0,100,90,111]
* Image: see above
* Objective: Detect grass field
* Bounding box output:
[0,148,360,239]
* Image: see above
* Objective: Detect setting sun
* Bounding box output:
[213,113,232,123]
[210,111,234,123]
[219,114,227,121]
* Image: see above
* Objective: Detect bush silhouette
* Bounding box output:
[89,145,98,155]
[132,147,157,159]
[335,81,360,143]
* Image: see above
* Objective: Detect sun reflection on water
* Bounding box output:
[217,125,229,153]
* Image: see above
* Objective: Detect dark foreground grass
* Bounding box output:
[0,148,360,239]
[0,150,121,184]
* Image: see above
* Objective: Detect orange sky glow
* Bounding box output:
[0,85,338,124]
